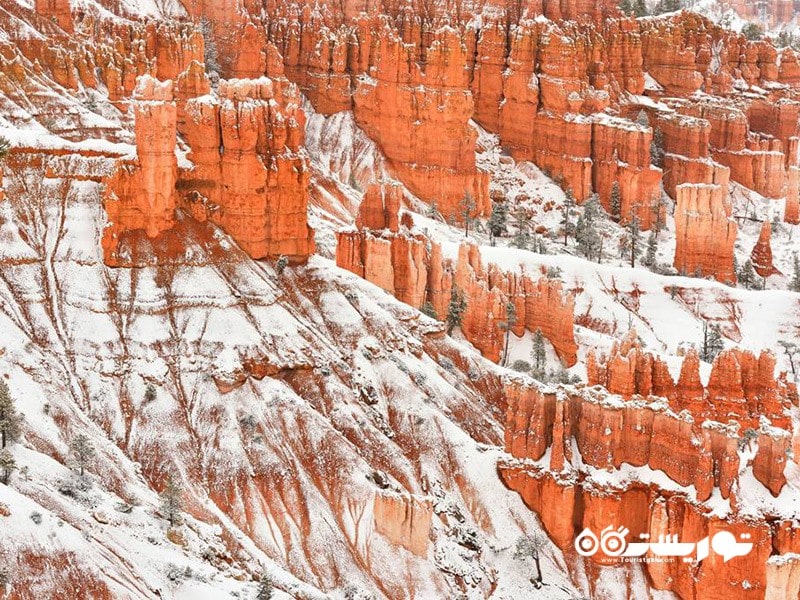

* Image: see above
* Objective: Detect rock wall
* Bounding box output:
[335,199,577,366]
[588,333,796,430]
[34,0,72,33]
[102,76,178,266]
[352,26,490,220]
[673,184,737,283]
[372,491,432,557]
[501,376,800,597]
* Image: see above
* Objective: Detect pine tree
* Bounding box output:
[561,189,575,246]
[742,23,764,41]
[144,383,157,404]
[70,433,95,478]
[650,128,665,168]
[501,302,517,366]
[531,235,547,254]
[653,0,683,14]
[420,301,438,320]
[459,192,476,238]
[791,253,800,293]
[487,202,508,245]
[199,18,220,77]
[531,329,547,380]
[0,381,22,449]
[636,110,649,127]
[275,255,288,274]
[160,474,184,527]
[739,259,756,290]
[575,195,602,260]
[621,215,641,267]
[256,572,274,600]
[511,208,531,250]
[0,448,15,484]
[645,231,658,266]
[633,0,648,16]
[610,182,622,222]
[0,136,10,161]
[513,533,548,588]
[650,196,665,234]
[619,0,633,15]
[779,341,799,378]
[701,321,724,362]
[446,287,467,335]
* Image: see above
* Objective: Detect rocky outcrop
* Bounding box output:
[336,202,577,366]
[35,0,72,33]
[588,335,796,430]
[102,76,178,266]
[751,220,781,278]
[372,491,432,557]
[673,184,737,283]
[501,375,799,597]
[352,26,490,221]
[178,77,315,262]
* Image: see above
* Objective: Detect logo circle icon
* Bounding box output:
[574,528,600,556]
[600,529,627,557]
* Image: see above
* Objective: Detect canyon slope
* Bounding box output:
[0,0,799,599]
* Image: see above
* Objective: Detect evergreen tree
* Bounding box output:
[160,474,184,527]
[70,433,95,478]
[0,381,22,449]
[575,195,602,260]
[459,192,476,238]
[501,302,517,366]
[791,253,800,293]
[0,136,10,161]
[701,321,725,362]
[610,182,622,222]
[144,383,157,404]
[513,533,548,588]
[739,259,756,290]
[199,18,220,77]
[742,23,764,41]
[256,573,274,600]
[560,190,575,246]
[621,215,641,267]
[653,0,683,14]
[779,341,799,378]
[636,110,650,127]
[487,202,508,245]
[510,208,532,249]
[420,301,438,320]
[446,287,467,335]
[619,0,633,15]
[426,201,441,220]
[531,329,547,380]
[650,128,665,168]
[645,231,658,266]
[0,448,15,484]
[650,196,666,233]
[530,234,547,254]
[633,0,648,16]
[275,255,288,275]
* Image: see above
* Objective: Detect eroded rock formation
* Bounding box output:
[102,76,178,265]
[336,195,577,365]
[673,183,737,283]
[501,374,799,598]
